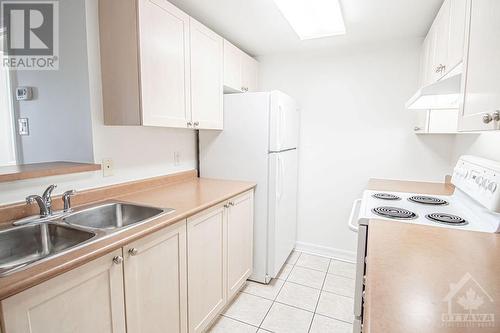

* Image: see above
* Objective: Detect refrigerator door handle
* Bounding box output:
[277,155,284,201]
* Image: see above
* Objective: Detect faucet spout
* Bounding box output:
[26,195,50,217]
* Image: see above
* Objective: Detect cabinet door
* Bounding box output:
[187,205,227,333]
[241,54,259,92]
[227,191,254,300]
[138,0,191,128]
[413,110,429,134]
[460,0,500,131]
[1,250,126,333]
[447,0,468,71]
[431,0,451,81]
[223,40,243,92]
[419,35,432,87]
[124,222,188,333]
[190,18,224,130]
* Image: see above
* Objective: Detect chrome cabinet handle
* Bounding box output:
[483,114,493,124]
[229,201,235,206]
[113,256,123,264]
[187,121,193,127]
[193,121,200,127]
[128,248,139,256]
[414,126,421,131]
[241,87,249,92]
[224,203,230,208]
[435,64,446,73]
[493,111,500,122]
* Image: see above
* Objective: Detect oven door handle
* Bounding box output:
[348,199,362,232]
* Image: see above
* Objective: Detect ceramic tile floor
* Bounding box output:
[208,251,356,333]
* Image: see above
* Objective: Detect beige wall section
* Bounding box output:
[0,0,197,205]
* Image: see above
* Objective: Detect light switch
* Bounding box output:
[18,118,29,136]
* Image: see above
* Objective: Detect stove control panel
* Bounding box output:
[452,155,500,213]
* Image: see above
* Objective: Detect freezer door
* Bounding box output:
[267,149,298,278]
[269,91,299,152]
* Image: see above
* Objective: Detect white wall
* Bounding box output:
[0,0,197,205]
[452,132,500,162]
[259,40,456,256]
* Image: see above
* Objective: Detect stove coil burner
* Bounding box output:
[372,206,418,220]
[408,196,448,206]
[426,213,468,226]
[372,193,401,201]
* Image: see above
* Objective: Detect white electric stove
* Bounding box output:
[351,155,500,333]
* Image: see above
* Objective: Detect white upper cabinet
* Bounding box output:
[419,0,468,85]
[448,0,468,70]
[223,40,259,93]
[138,0,191,128]
[100,0,226,130]
[190,18,224,130]
[241,54,260,93]
[460,0,500,131]
[224,40,243,93]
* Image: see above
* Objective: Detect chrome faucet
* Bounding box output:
[62,190,76,212]
[26,185,57,217]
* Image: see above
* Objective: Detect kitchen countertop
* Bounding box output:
[363,179,499,333]
[0,176,255,300]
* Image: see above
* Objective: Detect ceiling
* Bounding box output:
[169,0,444,56]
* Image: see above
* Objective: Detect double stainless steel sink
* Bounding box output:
[0,202,173,277]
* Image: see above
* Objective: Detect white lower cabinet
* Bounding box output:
[1,250,127,333]
[124,222,188,333]
[0,190,254,333]
[187,205,227,333]
[226,192,254,300]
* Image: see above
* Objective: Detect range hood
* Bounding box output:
[406,64,463,110]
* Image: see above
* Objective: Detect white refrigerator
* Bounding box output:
[199,91,300,284]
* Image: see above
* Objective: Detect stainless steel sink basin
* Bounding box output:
[63,202,167,230]
[0,223,95,277]
[1,201,172,277]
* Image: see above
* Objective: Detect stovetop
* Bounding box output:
[360,190,500,233]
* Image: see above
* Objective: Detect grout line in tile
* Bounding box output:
[320,289,355,300]
[219,313,261,329]
[273,299,316,314]
[257,277,287,329]
[307,259,331,333]
[327,271,356,280]
[294,263,330,273]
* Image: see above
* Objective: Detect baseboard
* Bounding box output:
[295,241,357,263]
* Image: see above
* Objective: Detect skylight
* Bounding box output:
[273,0,346,40]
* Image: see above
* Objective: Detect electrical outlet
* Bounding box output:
[102,159,114,177]
[174,152,181,166]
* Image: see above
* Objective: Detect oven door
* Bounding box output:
[353,221,368,332]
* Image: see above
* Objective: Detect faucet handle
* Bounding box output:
[42,184,57,200]
[62,190,76,212]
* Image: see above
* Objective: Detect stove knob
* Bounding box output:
[488,182,498,193]
[476,176,483,185]
[481,178,489,189]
